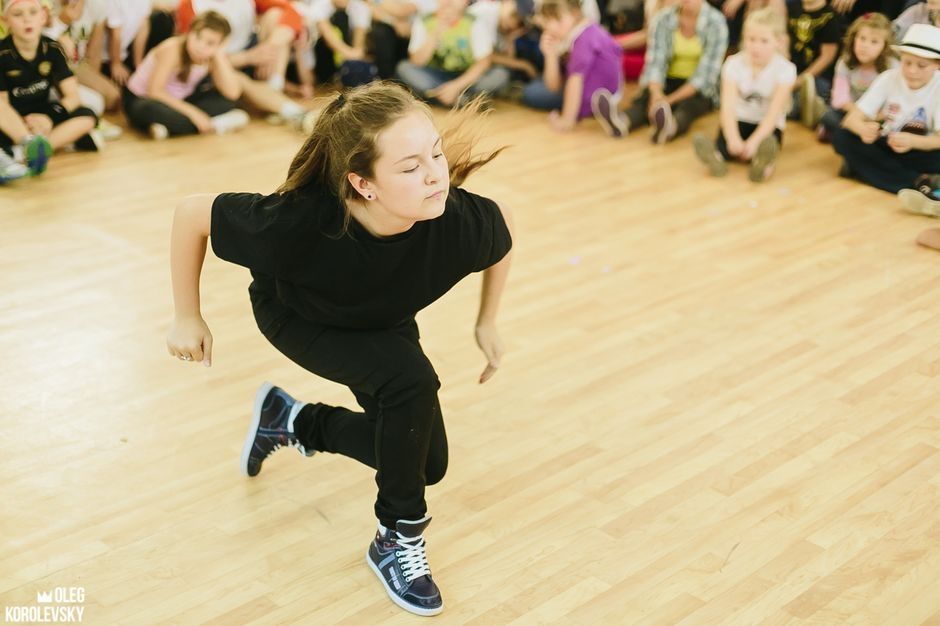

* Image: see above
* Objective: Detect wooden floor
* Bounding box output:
[2,101,940,625]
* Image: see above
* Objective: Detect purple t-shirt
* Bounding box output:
[567,22,623,119]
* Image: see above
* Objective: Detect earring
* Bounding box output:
[366,194,373,200]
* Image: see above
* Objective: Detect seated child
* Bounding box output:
[102,0,153,85]
[472,0,539,81]
[592,0,728,142]
[693,7,794,181]
[788,0,842,128]
[122,10,249,139]
[0,0,99,177]
[396,0,510,106]
[525,0,622,131]
[294,0,376,88]
[818,12,895,140]
[832,24,940,216]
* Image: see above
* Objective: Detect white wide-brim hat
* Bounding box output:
[892,23,940,60]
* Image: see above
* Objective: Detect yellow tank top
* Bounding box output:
[667,31,702,80]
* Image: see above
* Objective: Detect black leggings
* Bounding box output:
[624,78,713,137]
[716,121,784,161]
[251,288,448,529]
[0,102,97,153]
[833,128,940,194]
[122,83,235,137]
[370,21,410,81]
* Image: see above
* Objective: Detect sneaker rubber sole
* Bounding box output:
[240,381,275,477]
[651,102,676,145]
[25,135,52,175]
[899,188,940,218]
[590,88,625,138]
[692,134,728,177]
[749,136,780,182]
[365,549,444,617]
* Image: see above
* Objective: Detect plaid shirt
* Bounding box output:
[640,3,729,105]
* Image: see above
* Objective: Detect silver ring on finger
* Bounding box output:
[180,355,193,361]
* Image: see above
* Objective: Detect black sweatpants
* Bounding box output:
[122,83,235,137]
[0,102,97,153]
[832,128,940,194]
[370,21,410,81]
[624,77,712,137]
[251,288,448,529]
[716,121,784,161]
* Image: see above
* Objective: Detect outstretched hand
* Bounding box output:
[475,322,503,384]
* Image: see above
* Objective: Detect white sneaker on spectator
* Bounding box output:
[97,119,123,141]
[212,109,250,134]
[0,150,29,183]
[150,123,169,140]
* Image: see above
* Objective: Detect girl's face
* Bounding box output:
[900,52,939,90]
[364,109,450,223]
[437,0,468,24]
[498,0,521,33]
[186,28,225,64]
[743,23,778,65]
[542,12,576,39]
[853,26,886,65]
[5,2,44,42]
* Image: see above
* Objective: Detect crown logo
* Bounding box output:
[37,590,53,603]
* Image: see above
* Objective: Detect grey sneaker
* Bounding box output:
[367,516,443,616]
[240,382,314,477]
[651,100,677,144]
[692,133,728,177]
[749,135,780,182]
[799,75,824,128]
[591,88,627,138]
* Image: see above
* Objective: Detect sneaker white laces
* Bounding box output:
[265,438,306,458]
[396,535,431,582]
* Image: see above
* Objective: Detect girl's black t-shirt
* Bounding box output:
[0,36,72,114]
[210,185,512,330]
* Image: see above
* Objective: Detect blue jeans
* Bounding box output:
[521,78,563,111]
[396,62,510,104]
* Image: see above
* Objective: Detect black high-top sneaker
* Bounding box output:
[366,516,443,616]
[240,382,315,477]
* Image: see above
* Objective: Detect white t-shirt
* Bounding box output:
[191,0,257,53]
[67,0,109,60]
[721,51,797,130]
[294,0,372,32]
[856,67,940,136]
[468,0,513,54]
[102,0,153,61]
[408,12,496,62]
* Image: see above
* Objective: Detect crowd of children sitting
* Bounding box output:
[1,0,939,245]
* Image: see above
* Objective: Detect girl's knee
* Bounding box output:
[425,455,448,485]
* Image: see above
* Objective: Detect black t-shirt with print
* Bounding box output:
[0,35,72,115]
[787,5,842,77]
[211,184,512,330]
